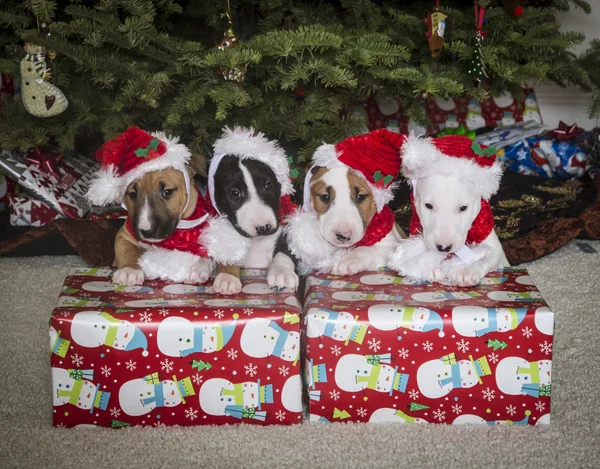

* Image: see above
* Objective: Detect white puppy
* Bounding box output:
[389,134,507,286]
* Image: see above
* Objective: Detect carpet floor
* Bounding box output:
[1,241,599,469]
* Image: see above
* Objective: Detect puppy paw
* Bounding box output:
[267,266,299,291]
[113,267,144,286]
[214,273,242,295]
[183,258,214,285]
[332,254,365,276]
[443,263,483,287]
[427,268,444,284]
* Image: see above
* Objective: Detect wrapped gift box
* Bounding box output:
[10,195,63,226]
[50,268,303,428]
[0,172,18,212]
[303,268,554,425]
[0,148,99,219]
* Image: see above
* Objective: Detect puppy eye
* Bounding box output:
[355,193,367,203]
[425,203,433,210]
[230,189,241,198]
[128,190,137,201]
[319,194,330,203]
[162,188,175,198]
[459,205,468,212]
[264,181,273,191]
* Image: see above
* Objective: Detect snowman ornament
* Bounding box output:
[20,42,68,118]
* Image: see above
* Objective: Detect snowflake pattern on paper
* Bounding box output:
[398,348,409,359]
[535,401,546,412]
[125,360,136,371]
[139,311,152,323]
[409,389,420,400]
[158,308,169,317]
[214,309,225,319]
[422,341,434,352]
[487,352,499,364]
[456,339,470,353]
[160,359,174,373]
[185,408,198,420]
[279,365,290,377]
[243,308,254,316]
[110,407,121,418]
[451,404,462,415]
[192,374,204,386]
[433,409,446,422]
[368,338,381,352]
[100,365,111,377]
[522,326,533,338]
[154,421,166,428]
[275,410,286,421]
[331,345,342,357]
[482,387,496,401]
[227,349,238,360]
[244,363,258,377]
[540,341,553,356]
[330,390,340,401]
[356,407,368,418]
[506,405,517,416]
[70,353,84,367]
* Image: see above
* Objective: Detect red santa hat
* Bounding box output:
[87,126,192,206]
[306,129,406,212]
[400,134,502,201]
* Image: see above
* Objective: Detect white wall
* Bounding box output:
[535,4,600,130]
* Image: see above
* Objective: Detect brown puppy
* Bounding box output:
[113,167,209,285]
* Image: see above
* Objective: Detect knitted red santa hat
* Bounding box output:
[401,134,503,244]
[87,126,191,206]
[307,129,406,212]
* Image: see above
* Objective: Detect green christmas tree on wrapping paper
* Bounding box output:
[191,359,212,372]
[409,402,430,411]
[487,338,508,351]
[111,420,130,429]
[0,0,596,162]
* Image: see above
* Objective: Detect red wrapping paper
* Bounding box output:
[303,268,553,425]
[10,195,63,226]
[50,268,303,428]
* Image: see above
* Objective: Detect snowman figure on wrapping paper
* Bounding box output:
[451,306,527,338]
[81,281,153,294]
[305,359,328,402]
[331,291,404,302]
[162,284,215,295]
[56,296,113,308]
[465,99,486,130]
[70,267,115,277]
[367,304,445,338]
[49,325,71,358]
[416,352,491,399]
[304,308,368,347]
[359,272,428,286]
[334,354,409,398]
[495,353,552,398]
[156,314,238,357]
[453,410,532,425]
[411,290,482,303]
[487,290,544,303]
[305,276,360,290]
[523,93,542,123]
[368,408,427,424]
[119,372,195,416]
[69,311,149,357]
[240,318,300,365]
[52,368,111,412]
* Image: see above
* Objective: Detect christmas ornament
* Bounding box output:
[20,41,68,118]
[425,1,448,58]
[469,2,488,86]
[503,0,525,17]
[550,121,584,142]
[588,128,600,169]
[295,87,305,97]
[216,0,246,83]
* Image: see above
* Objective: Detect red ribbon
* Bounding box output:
[25,147,64,180]
[550,121,584,142]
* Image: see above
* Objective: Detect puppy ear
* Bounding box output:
[400,133,441,180]
[188,153,207,177]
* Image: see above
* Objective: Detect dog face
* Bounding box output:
[310,166,376,247]
[124,169,189,242]
[414,174,481,253]
[213,156,281,237]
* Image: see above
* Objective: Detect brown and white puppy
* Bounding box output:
[114,167,212,285]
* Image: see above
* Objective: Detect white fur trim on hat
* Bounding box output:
[86,132,191,206]
[138,248,213,283]
[212,126,294,196]
[284,209,348,275]
[199,216,252,266]
[309,143,397,213]
[401,133,503,201]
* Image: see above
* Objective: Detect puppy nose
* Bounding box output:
[140,229,155,238]
[437,244,452,252]
[256,223,272,235]
[336,231,352,242]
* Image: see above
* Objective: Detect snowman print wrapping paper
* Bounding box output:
[303,268,554,425]
[49,268,303,427]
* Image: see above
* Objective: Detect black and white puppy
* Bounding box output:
[200,127,298,295]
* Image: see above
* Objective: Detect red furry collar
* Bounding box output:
[354,205,395,247]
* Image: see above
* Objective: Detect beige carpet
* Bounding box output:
[1,241,599,469]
